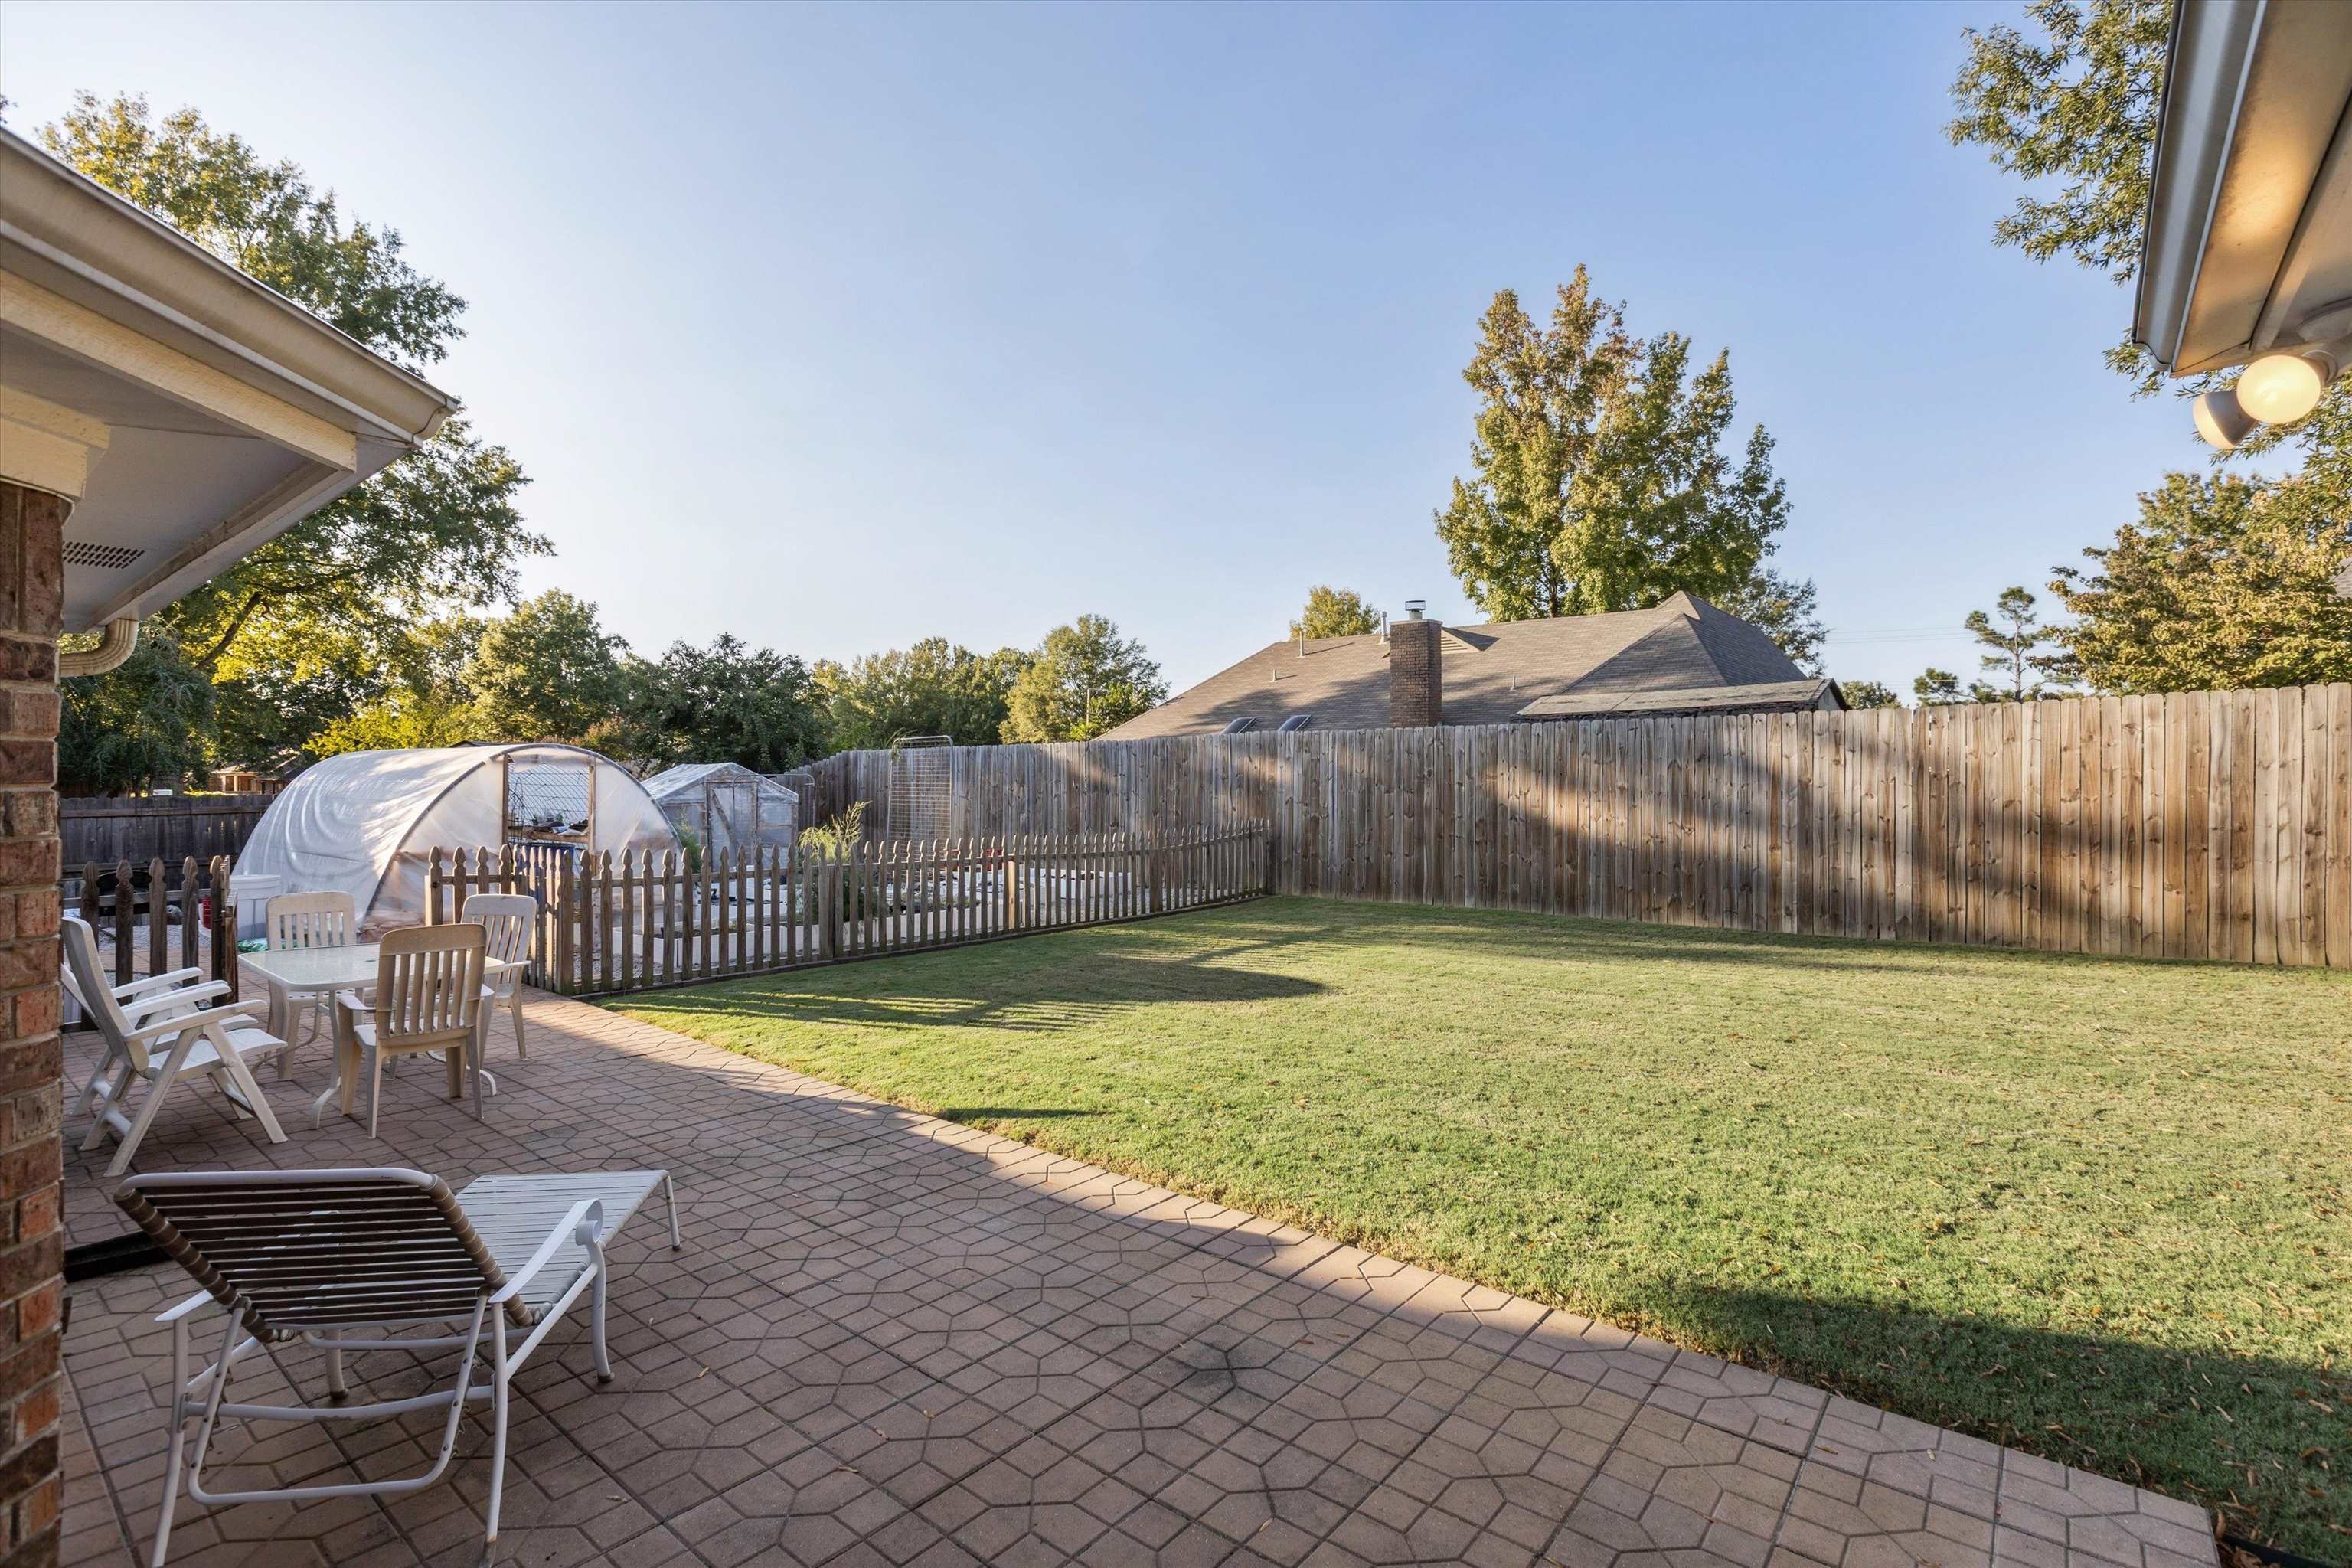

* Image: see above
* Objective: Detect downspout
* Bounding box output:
[58,617,139,677]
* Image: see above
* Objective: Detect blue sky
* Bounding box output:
[1,1,2204,695]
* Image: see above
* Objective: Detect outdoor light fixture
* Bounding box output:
[2233,348,2335,423]
[2194,300,2352,450]
[2193,387,2257,451]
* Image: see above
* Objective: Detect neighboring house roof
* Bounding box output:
[1103,593,1825,740]
[1514,678,1837,720]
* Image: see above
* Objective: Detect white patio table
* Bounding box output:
[237,942,523,1124]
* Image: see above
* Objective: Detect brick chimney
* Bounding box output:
[1389,601,1442,727]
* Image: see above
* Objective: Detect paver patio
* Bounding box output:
[59,990,2221,1568]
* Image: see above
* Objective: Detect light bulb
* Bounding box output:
[2193,388,2256,450]
[2234,351,2332,423]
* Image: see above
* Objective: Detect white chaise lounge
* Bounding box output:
[114,1165,682,1566]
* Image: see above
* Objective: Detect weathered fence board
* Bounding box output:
[426,828,1269,998]
[799,683,2352,968]
[60,795,272,867]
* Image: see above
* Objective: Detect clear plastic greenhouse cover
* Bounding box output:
[235,744,678,927]
[642,761,799,861]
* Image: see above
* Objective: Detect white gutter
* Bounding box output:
[2133,0,2263,373]
[0,129,452,443]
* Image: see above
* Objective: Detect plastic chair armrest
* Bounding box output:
[119,980,230,1018]
[118,968,204,1000]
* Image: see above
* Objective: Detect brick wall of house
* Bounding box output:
[0,481,64,1568]
[1388,615,1442,728]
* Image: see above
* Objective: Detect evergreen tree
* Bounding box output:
[1964,587,2076,699]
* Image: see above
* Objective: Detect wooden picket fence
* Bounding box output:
[69,854,240,993]
[423,828,1270,998]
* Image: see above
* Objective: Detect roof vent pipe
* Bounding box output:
[1403,600,1426,620]
[59,616,139,678]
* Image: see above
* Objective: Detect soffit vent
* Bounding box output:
[64,541,146,570]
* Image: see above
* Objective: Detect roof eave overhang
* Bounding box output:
[0,129,452,444]
[2134,0,2352,377]
[1,130,459,629]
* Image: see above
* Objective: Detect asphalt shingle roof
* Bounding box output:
[1104,592,1825,738]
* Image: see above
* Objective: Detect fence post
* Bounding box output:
[178,856,199,973]
[554,855,577,997]
[819,853,841,960]
[145,857,166,978]
[209,855,237,1001]
[109,858,133,985]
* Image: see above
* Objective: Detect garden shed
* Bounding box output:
[643,761,799,861]
[235,743,677,930]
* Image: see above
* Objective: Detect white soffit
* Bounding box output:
[2136,0,2352,376]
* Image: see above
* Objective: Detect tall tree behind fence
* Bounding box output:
[802,684,2352,968]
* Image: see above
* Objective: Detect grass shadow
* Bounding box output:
[632,953,1327,1035]
[1638,1279,2342,1559]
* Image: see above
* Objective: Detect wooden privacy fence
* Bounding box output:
[802,684,2352,967]
[423,828,1270,998]
[60,794,272,867]
[69,855,239,992]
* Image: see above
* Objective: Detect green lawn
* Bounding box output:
[616,897,2351,1556]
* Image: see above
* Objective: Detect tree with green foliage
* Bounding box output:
[1434,270,1816,667]
[34,93,539,766]
[1716,570,1828,675]
[59,629,214,795]
[1965,586,2076,698]
[1289,586,1382,640]
[1913,668,1967,707]
[1947,0,2170,290]
[2048,473,2352,692]
[309,616,486,757]
[1839,679,1903,710]
[609,635,828,772]
[468,590,627,742]
[1951,0,2352,699]
[815,639,1031,750]
[1001,616,1167,743]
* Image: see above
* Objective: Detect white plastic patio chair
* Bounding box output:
[114,1165,681,1567]
[462,892,536,1058]
[60,916,287,1177]
[312,922,492,1138]
[263,890,357,1078]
